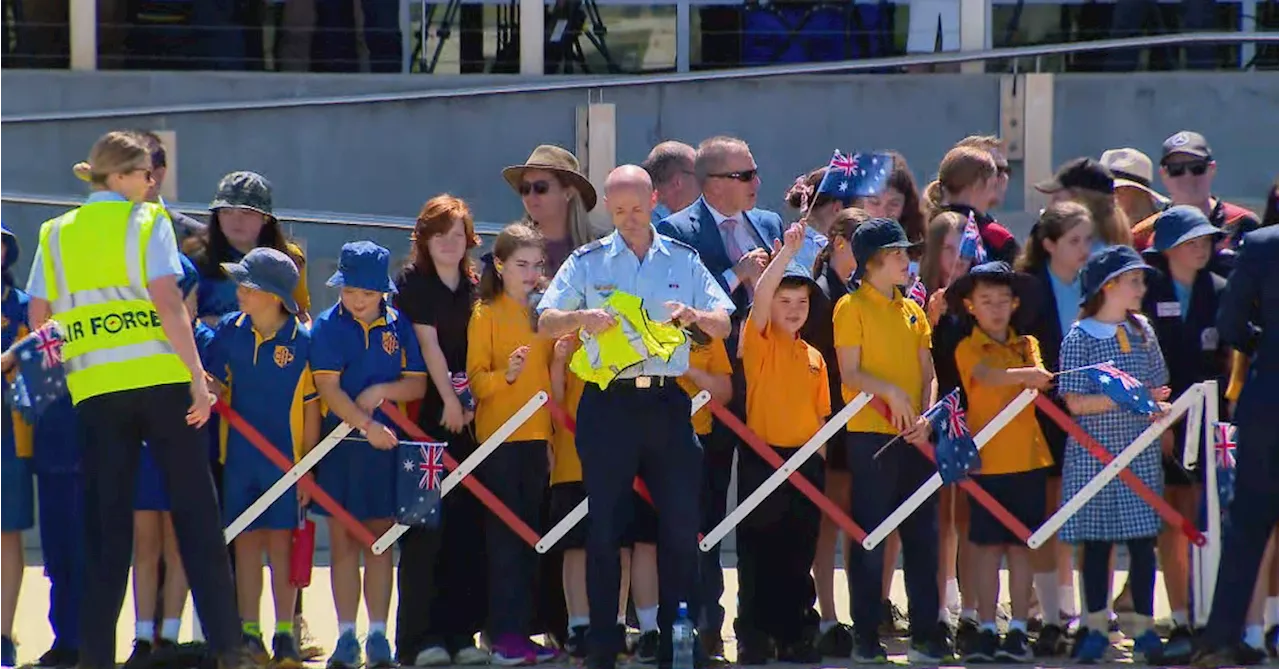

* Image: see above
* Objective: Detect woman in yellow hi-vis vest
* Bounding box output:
[25,131,248,669]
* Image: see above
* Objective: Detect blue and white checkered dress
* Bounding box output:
[1058,316,1169,543]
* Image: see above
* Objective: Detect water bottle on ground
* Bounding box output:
[672,601,695,669]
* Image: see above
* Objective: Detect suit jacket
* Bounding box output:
[655,198,784,308]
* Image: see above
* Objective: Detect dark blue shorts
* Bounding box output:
[134,446,171,512]
[222,463,298,532]
[1,455,33,532]
[968,469,1049,546]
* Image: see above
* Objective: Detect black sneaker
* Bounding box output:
[995,629,1033,662]
[953,618,980,658]
[1234,641,1268,666]
[124,640,154,669]
[851,638,889,664]
[734,630,772,666]
[699,633,726,665]
[776,636,821,664]
[34,646,78,669]
[907,623,954,664]
[1026,616,1043,635]
[877,600,909,638]
[1033,623,1068,657]
[1161,625,1195,665]
[568,626,591,660]
[963,629,998,663]
[1268,625,1278,658]
[634,631,659,665]
[814,623,854,658]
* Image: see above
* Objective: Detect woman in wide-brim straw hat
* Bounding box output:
[503,145,602,274]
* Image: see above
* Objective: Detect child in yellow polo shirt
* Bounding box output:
[832,218,946,663]
[734,222,831,664]
[948,261,1053,662]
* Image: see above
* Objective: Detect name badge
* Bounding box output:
[1201,327,1219,351]
[1156,301,1182,318]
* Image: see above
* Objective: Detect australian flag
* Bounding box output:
[930,389,980,484]
[959,210,988,263]
[396,441,446,528]
[5,322,68,423]
[1212,422,1237,528]
[816,150,893,204]
[907,279,929,309]
[1094,362,1157,415]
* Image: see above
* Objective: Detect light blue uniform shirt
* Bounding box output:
[537,227,735,378]
[1048,269,1082,338]
[26,191,185,299]
[1172,281,1192,322]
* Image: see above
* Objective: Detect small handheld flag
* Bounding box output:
[959,211,988,263]
[931,389,980,484]
[5,322,69,422]
[396,441,446,527]
[907,279,929,309]
[1202,422,1238,533]
[817,151,893,204]
[1095,362,1157,415]
[451,372,476,412]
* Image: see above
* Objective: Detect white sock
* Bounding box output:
[637,606,659,633]
[1034,573,1060,625]
[1266,597,1279,628]
[946,579,961,611]
[338,622,357,637]
[1009,619,1028,634]
[1171,610,1188,628]
[617,614,626,625]
[938,608,951,623]
[368,621,386,636]
[161,618,181,641]
[136,620,156,642]
[818,620,837,634]
[568,616,590,632]
[1060,584,1079,617]
[1245,624,1266,650]
[960,608,979,624]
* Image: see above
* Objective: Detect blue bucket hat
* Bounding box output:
[327,241,397,295]
[1151,204,1223,252]
[1079,245,1154,306]
[851,218,918,281]
[178,254,200,298]
[221,247,300,313]
[780,259,820,291]
[1,225,17,271]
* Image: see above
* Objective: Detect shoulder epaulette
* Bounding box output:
[572,238,608,257]
[660,234,698,256]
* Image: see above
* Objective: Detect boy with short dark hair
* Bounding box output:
[735,222,831,664]
[948,261,1054,662]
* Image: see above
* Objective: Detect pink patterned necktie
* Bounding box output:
[721,217,752,299]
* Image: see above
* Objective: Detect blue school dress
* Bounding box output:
[308,301,426,521]
[2,284,34,533]
[1057,316,1169,543]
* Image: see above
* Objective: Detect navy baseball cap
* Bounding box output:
[179,254,199,298]
[1,224,17,270]
[1152,205,1223,252]
[221,247,300,313]
[1079,245,1154,306]
[851,218,917,281]
[944,261,1037,315]
[327,241,397,295]
[1034,157,1115,195]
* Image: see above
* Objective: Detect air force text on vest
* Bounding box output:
[66,309,165,341]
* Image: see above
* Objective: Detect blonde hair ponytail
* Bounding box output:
[72,131,151,186]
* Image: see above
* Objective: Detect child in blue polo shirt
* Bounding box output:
[0,225,33,667]
[204,247,320,667]
[310,242,428,669]
[125,257,203,668]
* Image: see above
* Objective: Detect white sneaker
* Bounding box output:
[453,646,490,665]
[415,646,451,666]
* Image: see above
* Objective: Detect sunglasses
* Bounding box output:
[519,180,552,196]
[708,169,758,183]
[1164,161,1209,178]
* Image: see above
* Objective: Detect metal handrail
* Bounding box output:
[4,32,1275,124]
[0,191,511,236]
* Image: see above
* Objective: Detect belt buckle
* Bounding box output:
[635,376,652,389]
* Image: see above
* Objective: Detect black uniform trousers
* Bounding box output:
[576,380,701,668]
[735,444,823,646]
[76,383,240,667]
[395,427,489,661]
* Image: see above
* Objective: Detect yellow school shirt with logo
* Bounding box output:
[550,370,587,485]
[743,321,831,448]
[954,328,1053,475]
[832,283,931,434]
[466,293,553,443]
[676,339,734,436]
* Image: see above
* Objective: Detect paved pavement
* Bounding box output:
[11,566,1184,667]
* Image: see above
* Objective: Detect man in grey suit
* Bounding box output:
[655,135,785,662]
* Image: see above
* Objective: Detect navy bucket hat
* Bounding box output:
[221,247,301,313]
[1079,245,1154,306]
[1151,205,1223,252]
[327,241,397,295]
[944,261,1038,316]
[851,218,917,281]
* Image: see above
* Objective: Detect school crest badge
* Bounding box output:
[382,331,399,355]
[273,345,295,368]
